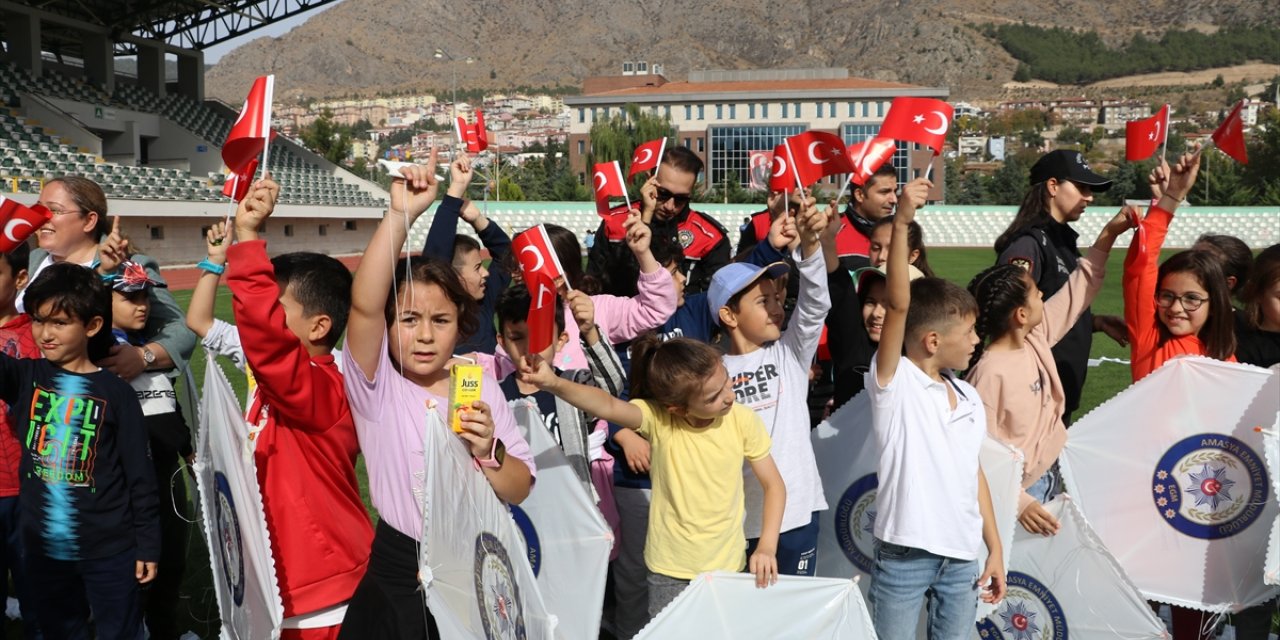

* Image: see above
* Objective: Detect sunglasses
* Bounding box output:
[655,187,692,207]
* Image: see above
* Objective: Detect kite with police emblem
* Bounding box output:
[812,390,1023,623]
[1263,410,1279,587]
[417,407,556,639]
[972,497,1166,640]
[634,572,877,639]
[193,353,284,639]
[1061,357,1279,612]
[508,399,613,640]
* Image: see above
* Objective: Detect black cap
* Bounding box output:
[1029,150,1113,192]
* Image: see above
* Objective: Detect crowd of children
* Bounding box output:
[0,140,1271,640]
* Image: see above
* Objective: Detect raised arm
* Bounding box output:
[568,290,626,398]
[518,353,643,429]
[1041,209,1135,345]
[780,198,831,364]
[876,178,930,386]
[599,213,678,344]
[348,149,440,380]
[186,222,230,339]
[421,155,473,259]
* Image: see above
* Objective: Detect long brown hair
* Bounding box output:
[1241,244,1280,330]
[384,256,479,340]
[628,335,722,409]
[1157,250,1235,360]
[994,182,1052,255]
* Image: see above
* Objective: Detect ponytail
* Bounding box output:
[630,336,723,409]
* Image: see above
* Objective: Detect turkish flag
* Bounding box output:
[525,270,558,355]
[768,142,800,192]
[512,224,568,288]
[1212,100,1249,165]
[221,158,259,202]
[785,131,855,188]
[629,138,666,178]
[0,197,51,253]
[474,110,488,152]
[223,75,274,174]
[879,97,953,155]
[592,161,629,216]
[1125,105,1169,162]
[847,137,897,186]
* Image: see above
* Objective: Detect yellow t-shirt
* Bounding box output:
[633,400,773,579]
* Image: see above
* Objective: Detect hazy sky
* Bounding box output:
[202,0,347,63]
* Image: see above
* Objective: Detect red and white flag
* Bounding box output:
[525,270,558,355]
[847,137,896,186]
[747,150,773,191]
[768,142,799,192]
[474,109,488,152]
[223,75,274,175]
[785,130,855,188]
[221,158,259,203]
[0,196,51,253]
[512,225,568,290]
[591,161,630,216]
[1212,100,1249,165]
[454,112,487,153]
[878,97,953,155]
[1125,104,1169,162]
[629,138,666,178]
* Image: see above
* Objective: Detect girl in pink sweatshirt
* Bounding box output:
[964,209,1134,535]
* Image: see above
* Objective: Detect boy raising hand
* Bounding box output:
[868,178,1005,640]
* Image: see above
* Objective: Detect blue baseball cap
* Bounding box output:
[708,261,790,326]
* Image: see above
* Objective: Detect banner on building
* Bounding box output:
[418,408,556,638]
[1061,357,1279,611]
[813,391,1023,622]
[193,353,283,639]
[635,572,877,639]
[973,497,1167,639]
[508,399,613,640]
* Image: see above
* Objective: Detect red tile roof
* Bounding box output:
[587,77,922,96]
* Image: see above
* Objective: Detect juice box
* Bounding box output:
[449,363,484,433]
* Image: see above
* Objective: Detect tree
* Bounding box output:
[1013,64,1031,82]
[587,104,676,191]
[299,109,352,165]
[987,154,1030,205]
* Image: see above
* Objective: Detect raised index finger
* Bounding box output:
[111,215,121,235]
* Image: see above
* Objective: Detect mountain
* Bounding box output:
[205,0,1280,102]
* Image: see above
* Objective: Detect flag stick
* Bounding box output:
[783,141,807,201]
[833,176,852,206]
[1158,104,1170,166]
[924,159,935,183]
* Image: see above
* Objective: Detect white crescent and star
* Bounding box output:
[923,111,949,135]
[3,218,32,244]
[520,245,545,274]
[1149,120,1162,142]
[592,171,608,192]
[772,156,788,177]
[635,148,653,165]
[808,141,833,165]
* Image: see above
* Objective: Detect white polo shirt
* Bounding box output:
[866,355,987,561]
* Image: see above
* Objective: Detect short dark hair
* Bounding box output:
[1,242,30,276]
[452,235,482,264]
[854,163,897,191]
[24,262,113,360]
[270,252,353,348]
[1193,233,1253,298]
[495,285,564,333]
[905,277,978,343]
[660,145,704,178]
[385,257,479,340]
[649,230,684,269]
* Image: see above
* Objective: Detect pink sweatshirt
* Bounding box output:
[966,246,1108,514]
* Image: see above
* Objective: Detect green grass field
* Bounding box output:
[17,247,1163,638]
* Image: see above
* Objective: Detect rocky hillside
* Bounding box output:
[206,0,1280,101]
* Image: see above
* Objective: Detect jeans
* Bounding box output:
[0,496,40,640]
[26,547,144,640]
[1025,463,1061,505]
[746,511,820,576]
[869,541,978,640]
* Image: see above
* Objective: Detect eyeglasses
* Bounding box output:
[37,202,83,216]
[1155,291,1208,312]
[655,187,692,207]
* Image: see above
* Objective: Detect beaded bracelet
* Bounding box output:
[197,259,226,276]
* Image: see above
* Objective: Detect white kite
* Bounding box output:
[973,496,1167,639]
[508,399,613,640]
[1061,356,1279,612]
[1263,412,1279,587]
[634,572,877,639]
[193,353,284,639]
[814,391,1023,622]
[417,407,556,639]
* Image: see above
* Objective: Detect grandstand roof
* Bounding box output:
[7,0,342,54]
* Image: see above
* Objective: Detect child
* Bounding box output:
[0,243,39,638]
[517,335,785,619]
[868,215,936,276]
[1235,243,1280,368]
[423,154,512,354]
[711,197,829,576]
[185,221,247,371]
[0,262,159,640]
[965,209,1134,536]
[341,157,536,639]
[104,259,195,640]
[495,285,625,491]
[227,178,375,638]
[1125,150,1236,383]
[867,178,1005,640]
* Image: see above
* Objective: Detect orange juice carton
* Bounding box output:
[449,363,483,433]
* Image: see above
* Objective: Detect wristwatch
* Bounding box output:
[475,438,506,470]
[141,347,156,367]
